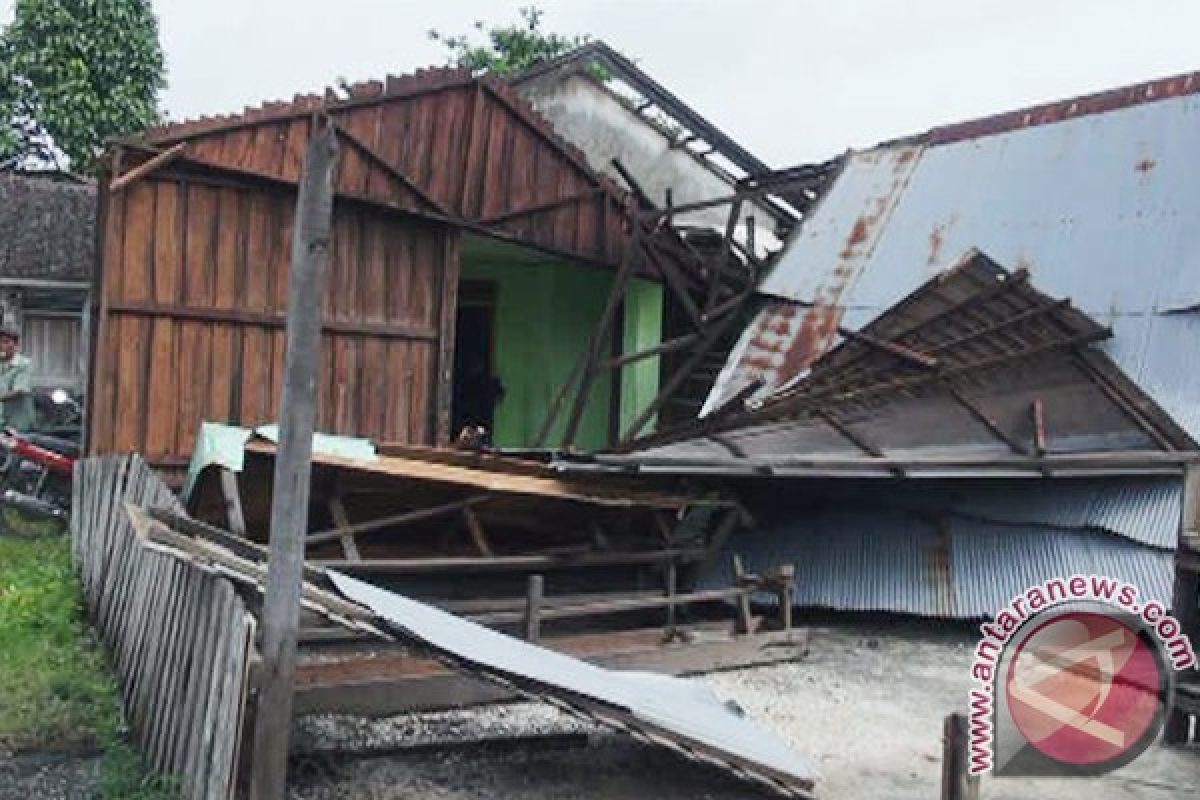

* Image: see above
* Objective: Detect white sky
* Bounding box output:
[4,1,1200,165]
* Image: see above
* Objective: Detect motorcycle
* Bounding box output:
[0,389,81,536]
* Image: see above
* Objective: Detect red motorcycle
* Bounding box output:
[0,427,78,535]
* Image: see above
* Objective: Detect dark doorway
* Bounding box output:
[452,281,502,438]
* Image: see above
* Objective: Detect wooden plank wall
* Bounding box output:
[72,454,255,800]
[88,174,453,466]
[146,73,625,267]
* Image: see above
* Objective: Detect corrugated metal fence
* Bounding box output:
[72,455,255,799]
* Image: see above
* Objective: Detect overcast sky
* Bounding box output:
[5,1,1200,165]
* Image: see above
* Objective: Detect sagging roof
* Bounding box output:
[0,171,95,284]
[571,251,1195,478]
[709,67,1200,439]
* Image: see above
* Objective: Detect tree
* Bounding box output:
[0,0,166,173]
[429,6,591,78]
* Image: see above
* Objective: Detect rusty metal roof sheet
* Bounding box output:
[700,506,1175,619]
[708,70,1200,436]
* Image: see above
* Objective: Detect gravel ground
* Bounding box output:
[0,750,100,800]
[289,620,1199,800]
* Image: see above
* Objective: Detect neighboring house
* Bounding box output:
[85,67,742,469]
[0,171,92,390]
[560,69,1200,624]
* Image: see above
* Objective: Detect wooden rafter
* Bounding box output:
[476,187,604,226]
[946,385,1029,455]
[331,121,450,216]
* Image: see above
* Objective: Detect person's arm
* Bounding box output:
[0,361,31,402]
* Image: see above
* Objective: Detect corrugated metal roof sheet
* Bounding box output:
[731,476,1181,549]
[710,81,1200,440]
[700,505,1175,620]
[329,570,818,796]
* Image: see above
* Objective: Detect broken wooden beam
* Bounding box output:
[305,494,491,547]
[310,547,708,575]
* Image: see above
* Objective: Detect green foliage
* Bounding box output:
[0,535,176,798]
[429,6,591,78]
[0,0,166,173]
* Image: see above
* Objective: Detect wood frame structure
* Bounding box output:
[593,251,1197,476]
[85,68,712,470]
[535,160,830,450]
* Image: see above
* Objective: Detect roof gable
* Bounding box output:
[126,68,634,266]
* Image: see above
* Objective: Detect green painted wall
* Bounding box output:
[461,249,662,450]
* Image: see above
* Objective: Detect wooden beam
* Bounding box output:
[524,574,544,642]
[835,326,938,369]
[620,288,755,444]
[561,215,641,447]
[812,409,885,458]
[941,713,980,800]
[946,385,1030,455]
[731,554,754,634]
[305,494,492,546]
[641,234,705,328]
[109,143,187,192]
[1031,398,1047,455]
[328,496,361,561]
[311,547,708,574]
[331,121,451,216]
[218,468,247,537]
[462,506,494,558]
[250,119,339,800]
[703,198,743,314]
[476,188,603,226]
[602,332,699,371]
[107,300,438,340]
[473,584,757,626]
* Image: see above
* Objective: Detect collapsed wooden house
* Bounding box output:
[85,67,760,471]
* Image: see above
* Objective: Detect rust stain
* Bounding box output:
[839,216,871,258]
[777,304,845,381]
[1135,157,1157,173]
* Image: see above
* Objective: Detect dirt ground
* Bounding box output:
[289,620,1199,800]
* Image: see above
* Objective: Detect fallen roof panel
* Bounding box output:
[329,570,818,796]
[130,506,818,798]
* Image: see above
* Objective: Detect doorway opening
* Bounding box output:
[451,280,501,441]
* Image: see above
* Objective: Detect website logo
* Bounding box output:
[968,576,1196,776]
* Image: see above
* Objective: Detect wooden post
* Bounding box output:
[249,119,339,800]
[561,213,641,448]
[941,713,980,800]
[664,561,678,638]
[1167,464,1200,744]
[731,553,753,635]
[327,496,361,561]
[524,574,544,642]
[219,468,247,537]
[779,564,794,634]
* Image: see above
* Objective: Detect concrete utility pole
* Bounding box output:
[250,117,339,799]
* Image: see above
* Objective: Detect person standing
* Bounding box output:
[0,323,34,432]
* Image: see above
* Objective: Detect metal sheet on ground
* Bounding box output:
[327,570,818,797]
